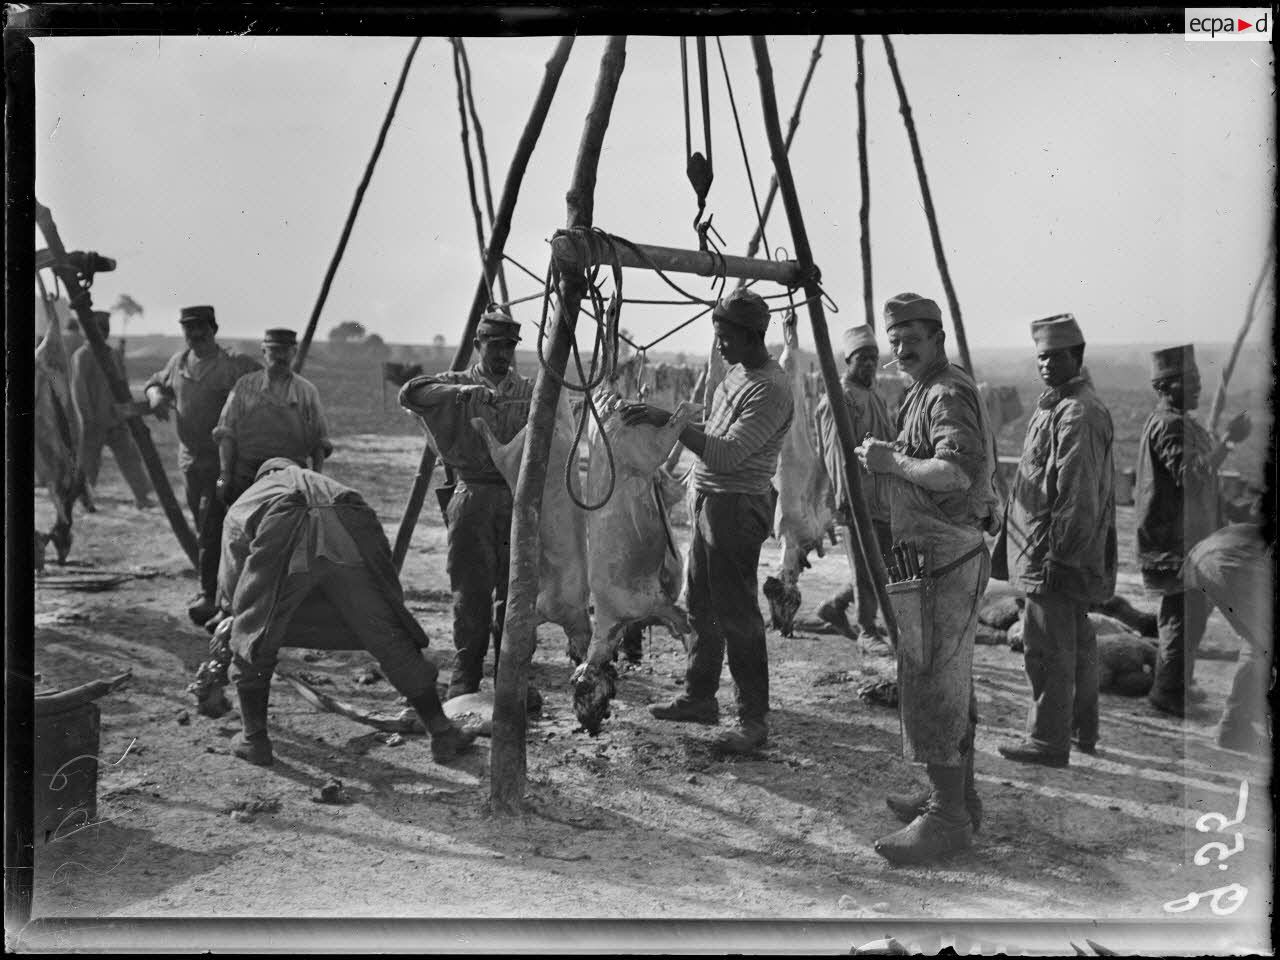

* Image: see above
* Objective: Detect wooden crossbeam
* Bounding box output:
[550,231,804,287]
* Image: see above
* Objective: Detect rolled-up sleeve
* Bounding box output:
[144,354,178,399]
[212,384,244,442]
[700,380,792,473]
[929,388,986,482]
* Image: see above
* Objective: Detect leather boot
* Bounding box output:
[885,747,983,833]
[817,589,858,640]
[232,685,274,767]
[874,764,973,865]
[408,690,477,765]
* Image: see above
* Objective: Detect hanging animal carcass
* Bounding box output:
[570,394,700,734]
[472,394,594,663]
[33,301,88,567]
[762,313,835,636]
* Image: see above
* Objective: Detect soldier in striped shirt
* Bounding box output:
[621,289,794,754]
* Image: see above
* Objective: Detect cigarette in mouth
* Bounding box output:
[882,357,902,368]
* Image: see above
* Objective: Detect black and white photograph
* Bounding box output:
[6,6,1274,955]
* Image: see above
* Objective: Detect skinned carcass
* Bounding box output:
[471,395,593,663]
[570,394,700,734]
[762,313,834,636]
[33,301,87,567]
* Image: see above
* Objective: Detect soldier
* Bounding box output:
[995,314,1117,766]
[70,310,153,510]
[398,311,533,700]
[856,292,1000,865]
[144,305,261,624]
[214,327,331,504]
[813,324,896,651]
[1135,344,1251,717]
[621,288,795,754]
[211,459,476,768]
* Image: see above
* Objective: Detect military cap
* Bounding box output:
[262,328,298,346]
[1150,344,1196,382]
[841,324,879,360]
[179,305,217,330]
[884,292,942,332]
[1030,313,1085,352]
[711,288,771,333]
[476,309,521,343]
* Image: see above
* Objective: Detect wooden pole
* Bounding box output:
[1209,244,1274,434]
[854,35,874,330]
[750,36,898,646]
[391,36,575,572]
[550,233,802,285]
[490,36,627,815]
[881,36,972,375]
[456,37,511,309]
[294,38,421,373]
[34,202,200,568]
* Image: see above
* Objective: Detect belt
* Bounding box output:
[455,475,508,486]
[931,542,986,579]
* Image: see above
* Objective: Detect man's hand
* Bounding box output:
[856,438,899,475]
[216,474,235,505]
[618,401,672,428]
[1224,411,1252,445]
[147,390,172,421]
[457,385,494,406]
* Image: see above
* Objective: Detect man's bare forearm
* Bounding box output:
[218,437,236,477]
[891,452,971,492]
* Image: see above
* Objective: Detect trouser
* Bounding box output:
[1152,588,1211,701]
[1222,641,1272,732]
[1021,594,1100,753]
[832,519,893,631]
[229,557,438,698]
[81,422,151,503]
[684,491,772,723]
[445,481,514,693]
[184,460,226,600]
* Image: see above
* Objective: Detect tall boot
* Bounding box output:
[817,587,858,640]
[874,763,973,865]
[408,689,477,765]
[232,685,274,767]
[885,746,983,832]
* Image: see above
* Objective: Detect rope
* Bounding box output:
[716,36,770,262]
[456,38,510,309]
[450,37,493,305]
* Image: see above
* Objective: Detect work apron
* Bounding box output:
[886,478,990,766]
[232,394,311,493]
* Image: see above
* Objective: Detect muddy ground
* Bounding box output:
[22,407,1273,953]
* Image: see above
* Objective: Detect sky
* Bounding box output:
[32,32,1276,357]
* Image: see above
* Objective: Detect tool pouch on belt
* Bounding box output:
[886,548,937,672]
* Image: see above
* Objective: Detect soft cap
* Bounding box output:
[476,309,522,343]
[179,305,217,330]
[1030,313,1084,352]
[841,324,879,359]
[883,292,942,331]
[262,328,298,346]
[711,288,771,333]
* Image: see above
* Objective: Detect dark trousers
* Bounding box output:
[229,558,438,699]
[184,461,227,600]
[1021,594,1100,753]
[81,422,151,504]
[1152,589,1210,700]
[1222,634,1272,733]
[684,491,772,722]
[445,482,513,694]
[834,519,892,631]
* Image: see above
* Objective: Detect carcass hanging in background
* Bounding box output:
[33,293,88,567]
[571,394,700,735]
[762,312,835,636]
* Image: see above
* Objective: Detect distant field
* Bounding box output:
[120,334,1272,483]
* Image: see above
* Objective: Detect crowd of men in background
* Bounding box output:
[46,289,1271,866]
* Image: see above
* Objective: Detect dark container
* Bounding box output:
[34,701,101,843]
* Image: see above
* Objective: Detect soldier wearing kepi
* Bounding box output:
[856,292,1000,865]
[995,314,1117,767]
[398,310,534,700]
[214,327,331,505]
[1135,344,1251,717]
[622,288,794,754]
[813,324,896,651]
[210,459,476,768]
[70,310,154,510]
[143,305,261,624]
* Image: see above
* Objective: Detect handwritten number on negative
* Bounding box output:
[1195,780,1248,833]
[1162,883,1248,916]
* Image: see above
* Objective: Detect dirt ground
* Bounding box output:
[21,416,1273,954]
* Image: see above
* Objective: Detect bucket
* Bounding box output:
[34,701,101,843]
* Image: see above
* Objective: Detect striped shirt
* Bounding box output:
[693,357,794,495]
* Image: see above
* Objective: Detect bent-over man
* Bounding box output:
[857,292,1000,865]
[813,323,896,650]
[1135,344,1251,717]
[398,311,533,699]
[996,314,1116,767]
[213,459,475,767]
[214,327,331,506]
[71,310,153,510]
[144,305,261,624]
[621,288,794,754]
